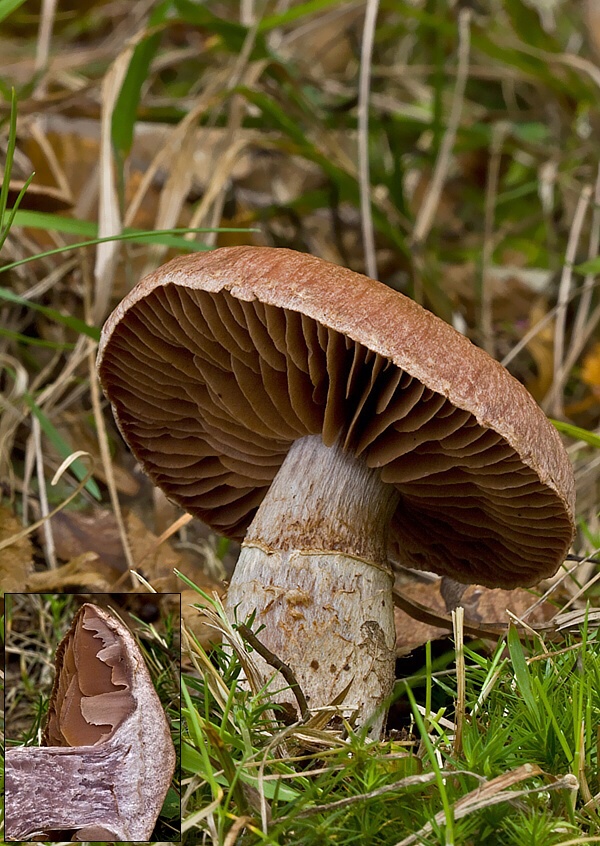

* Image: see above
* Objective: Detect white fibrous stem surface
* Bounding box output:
[5,744,127,840]
[225,435,399,737]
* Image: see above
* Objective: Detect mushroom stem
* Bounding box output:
[6,744,126,840]
[225,435,399,736]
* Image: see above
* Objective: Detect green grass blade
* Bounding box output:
[574,257,600,274]
[3,216,256,275]
[532,676,573,765]
[174,0,269,58]
[405,683,455,845]
[21,392,101,500]
[0,328,76,349]
[257,0,346,32]
[111,2,171,159]
[0,288,100,340]
[0,0,27,23]
[0,88,19,229]
[182,740,299,800]
[181,675,205,751]
[507,625,540,724]
[11,209,253,246]
[0,172,35,250]
[181,740,206,774]
[551,419,600,449]
[11,210,98,236]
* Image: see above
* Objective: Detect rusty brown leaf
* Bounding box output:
[45,506,129,573]
[180,588,224,649]
[25,552,114,592]
[0,505,34,594]
[394,576,554,656]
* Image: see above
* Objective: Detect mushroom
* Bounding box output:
[97,246,575,736]
[5,603,176,841]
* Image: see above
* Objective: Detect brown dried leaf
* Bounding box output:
[0,505,34,594]
[25,553,115,592]
[524,297,555,401]
[581,340,600,397]
[6,180,72,213]
[460,583,553,627]
[180,588,223,648]
[281,4,362,75]
[126,511,182,582]
[394,577,554,656]
[394,581,445,657]
[46,507,129,573]
[129,510,225,590]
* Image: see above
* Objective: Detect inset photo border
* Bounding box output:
[4,592,181,842]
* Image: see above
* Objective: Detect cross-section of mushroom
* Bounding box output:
[97,246,576,736]
[5,603,176,842]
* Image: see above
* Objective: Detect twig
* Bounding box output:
[411,9,471,250]
[480,122,509,356]
[452,607,465,756]
[358,0,380,279]
[543,183,592,417]
[237,623,311,721]
[32,415,56,569]
[296,770,485,817]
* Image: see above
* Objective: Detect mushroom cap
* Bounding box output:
[98,246,575,588]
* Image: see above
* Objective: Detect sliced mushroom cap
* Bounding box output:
[44,604,135,747]
[5,603,177,842]
[98,246,575,588]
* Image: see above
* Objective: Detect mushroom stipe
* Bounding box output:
[98,246,575,737]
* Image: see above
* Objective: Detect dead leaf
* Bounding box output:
[0,505,34,594]
[6,180,72,213]
[581,340,600,398]
[25,552,114,591]
[524,296,555,400]
[45,507,129,573]
[126,511,182,582]
[180,588,223,648]
[394,576,554,656]
[58,414,140,497]
[280,4,362,75]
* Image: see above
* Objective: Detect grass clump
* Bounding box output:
[181,591,600,845]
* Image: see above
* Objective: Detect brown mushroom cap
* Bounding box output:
[98,246,575,588]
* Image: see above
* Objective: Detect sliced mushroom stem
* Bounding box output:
[5,744,126,840]
[225,434,399,736]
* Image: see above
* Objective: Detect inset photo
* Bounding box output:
[4,592,181,842]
